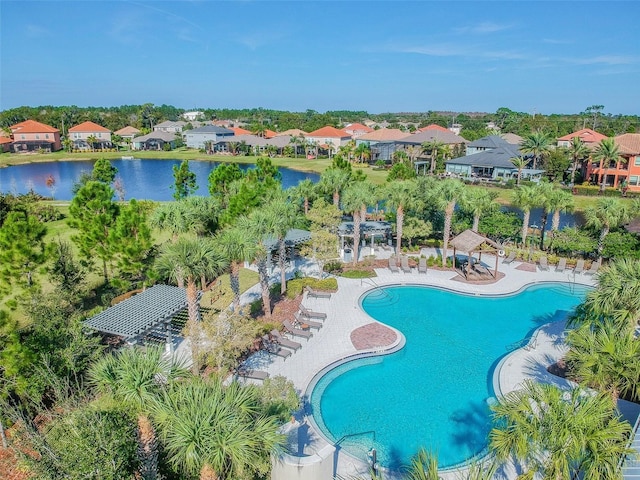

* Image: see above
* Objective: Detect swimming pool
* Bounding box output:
[308,283,590,470]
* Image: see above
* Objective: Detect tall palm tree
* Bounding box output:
[566,321,640,402]
[490,379,631,480]
[594,137,624,193]
[511,185,543,248]
[568,136,590,186]
[214,226,257,310]
[156,237,227,323]
[383,179,417,256]
[152,375,284,480]
[266,198,303,295]
[86,134,98,152]
[459,187,499,233]
[288,178,317,215]
[546,187,574,251]
[434,179,466,267]
[584,197,632,260]
[88,346,189,480]
[520,131,552,170]
[578,258,640,331]
[319,167,350,206]
[510,156,528,186]
[342,181,377,265]
[421,139,445,175]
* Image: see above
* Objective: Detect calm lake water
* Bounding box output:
[0,158,320,201]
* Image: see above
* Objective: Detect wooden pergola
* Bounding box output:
[449,229,501,279]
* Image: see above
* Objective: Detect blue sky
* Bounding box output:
[2,1,639,115]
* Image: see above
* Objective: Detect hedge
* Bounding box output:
[286,277,338,299]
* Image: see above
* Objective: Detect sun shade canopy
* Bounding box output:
[84,285,191,338]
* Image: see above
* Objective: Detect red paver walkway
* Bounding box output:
[350,322,397,350]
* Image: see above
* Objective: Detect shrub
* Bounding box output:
[340,270,376,279]
[286,277,338,299]
[323,261,343,274]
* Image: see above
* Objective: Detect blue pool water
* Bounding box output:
[309,283,590,470]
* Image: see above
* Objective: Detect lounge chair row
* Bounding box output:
[537,256,601,275]
[389,256,427,274]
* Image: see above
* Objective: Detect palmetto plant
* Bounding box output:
[594,137,625,192]
[584,197,633,260]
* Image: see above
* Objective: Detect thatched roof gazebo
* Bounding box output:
[449,229,501,280]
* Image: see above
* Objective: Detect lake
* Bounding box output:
[0,158,320,201]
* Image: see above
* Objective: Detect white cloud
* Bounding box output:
[454,22,513,35]
[572,55,638,66]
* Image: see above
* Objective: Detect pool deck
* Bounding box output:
[236,251,640,479]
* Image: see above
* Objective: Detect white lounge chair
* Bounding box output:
[305,287,332,299]
[555,258,567,272]
[418,257,427,274]
[400,255,412,273]
[574,259,585,274]
[584,260,601,276]
[537,256,550,271]
[283,319,313,340]
[388,256,400,273]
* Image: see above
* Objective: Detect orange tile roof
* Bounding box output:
[307,126,350,138]
[615,133,640,155]
[231,127,252,135]
[68,121,110,133]
[0,137,13,145]
[263,129,277,139]
[418,124,449,133]
[344,122,374,133]
[357,128,407,142]
[10,119,59,134]
[557,128,607,143]
[114,126,141,135]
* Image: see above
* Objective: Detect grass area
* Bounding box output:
[200,269,260,312]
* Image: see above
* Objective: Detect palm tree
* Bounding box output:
[383,179,418,256]
[434,179,466,267]
[520,131,552,170]
[584,197,632,260]
[490,379,632,480]
[510,156,528,186]
[149,202,190,243]
[156,237,227,324]
[88,346,189,480]
[421,139,445,175]
[342,181,377,265]
[152,375,284,480]
[546,187,574,251]
[511,185,542,248]
[568,136,590,186]
[288,178,317,215]
[267,198,303,295]
[214,226,257,310]
[86,134,98,152]
[319,167,350,206]
[594,137,624,193]
[404,448,439,480]
[459,187,499,233]
[578,258,640,331]
[289,134,303,158]
[566,321,640,402]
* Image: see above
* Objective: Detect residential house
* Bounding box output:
[445,134,542,182]
[0,136,12,153]
[501,133,523,145]
[599,133,640,192]
[417,124,449,133]
[68,121,112,150]
[343,123,374,138]
[132,131,178,151]
[230,126,252,136]
[114,126,141,142]
[10,120,62,152]
[182,111,204,121]
[184,125,234,150]
[306,126,351,155]
[355,128,407,163]
[557,128,607,184]
[393,129,468,163]
[216,134,293,156]
[153,121,187,134]
[276,128,307,137]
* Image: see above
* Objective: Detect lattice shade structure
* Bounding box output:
[263,228,312,250]
[84,285,193,341]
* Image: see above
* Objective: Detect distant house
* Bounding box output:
[343,123,374,138]
[501,132,523,145]
[153,121,187,134]
[355,128,407,163]
[0,136,12,153]
[591,133,640,192]
[132,131,178,151]
[385,129,467,164]
[557,128,606,148]
[230,126,252,136]
[216,134,292,155]
[306,126,351,152]
[276,128,307,137]
[114,126,141,141]
[182,111,204,121]
[445,135,542,182]
[10,120,62,153]
[68,121,112,150]
[184,125,234,150]
[417,124,449,133]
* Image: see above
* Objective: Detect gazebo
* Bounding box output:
[449,229,501,280]
[338,221,392,260]
[84,284,197,352]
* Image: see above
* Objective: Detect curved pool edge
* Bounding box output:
[298,280,591,475]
